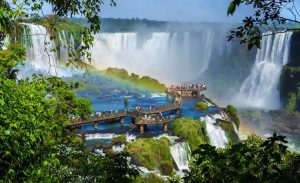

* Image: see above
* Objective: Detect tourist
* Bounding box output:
[159,112,163,119]
[175,97,179,104]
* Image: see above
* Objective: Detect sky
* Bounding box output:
[41,0,300,23]
[99,0,253,22]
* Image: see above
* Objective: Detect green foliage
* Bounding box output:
[227,0,297,50]
[172,118,209,151]
[0,43,25,79]
[134,173,167,183]
[0,44,139,182]
[224,105,240,128]
[217,119,240,144]
[286,92,298,115]
[194,102,209,111]
[112,134,127,145]
[106,67,166,92]
[0,0,116,63]
[58,150,139,183]
[125,138,173,175]
[185,134,300,183]
[160,161,174,176]
[281,65,300,114]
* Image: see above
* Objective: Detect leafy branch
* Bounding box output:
[227,0,300,50]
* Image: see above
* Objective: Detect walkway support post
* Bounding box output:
[120,117,124,124]
[140,125,145,134]
[163,123,168,132]
[94,122,98,130]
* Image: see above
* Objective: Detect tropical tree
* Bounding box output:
[227,0,300,49]
[184,134,300,183]
[124,97,129,110]
[0,43,139,182]
[0,0,116,66]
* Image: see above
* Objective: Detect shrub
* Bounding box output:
[125,138,172,171]
[172,117,209,151]
[111,134,127,145]
[134,173,167,183]
[224,105,240,128]
[160,161,174,175]
[217,119,240,143]
[195,102,209,111]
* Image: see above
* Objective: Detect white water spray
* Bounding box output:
[19,23,74,77]
[234,32,293,109]
[170,142,191,171]
[22,23,58,75]
[89,30,223,83]
[200,112,229,148]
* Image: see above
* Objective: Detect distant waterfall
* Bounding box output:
[90,30,222,83]
[200,112,229,148]
[1,36,10,50]
[19,23,73,77]
[58,30,75,62]
[170,142,191,171]
[22,23,58,75]
[235,32,293,109]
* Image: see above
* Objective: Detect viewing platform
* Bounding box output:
[68,103,181,133]
[166,83,207,98]
[68,83,206,134]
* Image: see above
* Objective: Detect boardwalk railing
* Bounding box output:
[141,103,181,115]
[71,111,137,126]
[69,103,181,127]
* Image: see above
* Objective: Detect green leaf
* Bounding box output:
[0,98,4,106]
[227,2,236,15]
[4,130,10,135]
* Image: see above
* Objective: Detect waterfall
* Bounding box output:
[1,36,10,50]
[85,133,115,140]
[90,30,221,84]
[200,112,229,148]
[232,123,242,140]
[22,23,58,75]
[58,30,68,62]
[170,142,191,171]
[126,133,137,142]
[58,30,75,62]
[112,144,125,153]
[18,23,73,77]
[234,32,293,109]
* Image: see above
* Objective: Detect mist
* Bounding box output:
[88,21,257,108]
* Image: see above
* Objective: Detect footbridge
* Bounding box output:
[68,103,181,133]
[68,83,206,134]
[166,85,207,98]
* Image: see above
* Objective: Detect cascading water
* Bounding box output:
[89,29,223,84]
[200,112,229,148]
[18,23,73,78]
[58,30,75,62]
[22,23,58,75]
[1,36,10,50]
[85,133,115,140]
[170,142,191,171]
[234,32,293,109]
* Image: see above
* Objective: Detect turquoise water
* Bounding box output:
[78,89,220,135]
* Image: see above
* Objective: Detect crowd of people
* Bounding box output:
[169,83,207,90]
[141,112,166,123]
[72,103,178,122]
